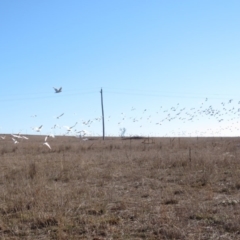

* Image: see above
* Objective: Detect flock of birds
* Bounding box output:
[1,87,89,150]
[1,87,240,150]
[109,97,240,137]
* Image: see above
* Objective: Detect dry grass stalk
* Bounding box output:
[0,135,240,239]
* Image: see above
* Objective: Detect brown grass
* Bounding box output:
[0,135,240,239]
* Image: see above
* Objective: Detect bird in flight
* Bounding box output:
[43,142,51,149]
[12,134,22,139]
[64,122,78,133]
[12,138,19,144]
[44,134,55,142]
[32,125,43,132]
[56,113,64,119]
[53,87,62,93]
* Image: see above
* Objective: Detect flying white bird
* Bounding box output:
[0,136,5,140]
[64,122,78,132]
[12,134,22,139]
[12,138,19,144]
[32,125,43,132]
[48,133,55,138]
[43,142,51,149]
[51,124,61,129]
[22,136,29,140]
[78,130,90,137]
[53,87,62,93]
[44,134,55,142]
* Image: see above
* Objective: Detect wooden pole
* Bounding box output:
[189,147,191,162]
[100,88,105,140]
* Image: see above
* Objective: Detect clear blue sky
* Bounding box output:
[1,1,240,137]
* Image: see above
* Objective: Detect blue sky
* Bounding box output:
[1,1,240,137]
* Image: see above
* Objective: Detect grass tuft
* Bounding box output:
[1,136,240,238]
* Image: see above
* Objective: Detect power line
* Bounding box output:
[1,87,240,102]
[0,91,97,102]
[104,90,239,100]
[103,87,240,97]
[0,87,99,99]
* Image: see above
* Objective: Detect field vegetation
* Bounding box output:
[0,135,240,239]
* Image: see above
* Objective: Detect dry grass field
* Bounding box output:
[1,135,240,239]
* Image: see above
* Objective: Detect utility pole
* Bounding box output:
[100,88,105,140]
